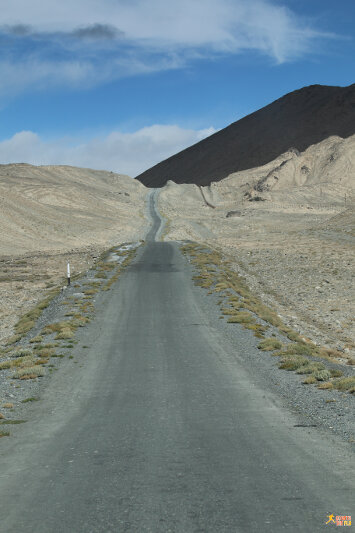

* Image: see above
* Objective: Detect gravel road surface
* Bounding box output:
[0,190,353,532]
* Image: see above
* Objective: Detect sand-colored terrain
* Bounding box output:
[158,135,355,357]
[0,164,148,343]
[1,135,354,354]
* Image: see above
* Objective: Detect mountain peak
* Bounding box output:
[135,83,355,187]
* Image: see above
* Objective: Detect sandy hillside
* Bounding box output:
[158,134,355,357]
[218,135,354,204]
[0,164,148,343]
[0,164,147,255]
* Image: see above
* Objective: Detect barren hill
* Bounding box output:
[136,83,355,187]
[216,134,355,204]
[157,134,355,355]
[0,164,148,342]
[0,164,147,255]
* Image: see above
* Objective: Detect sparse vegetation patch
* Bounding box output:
[0,243,140,436]
[0,420,26,425]
[13,288,60,338]
[258,338,283,351]
[181,241,352,395]
[13,366,46,380]
[21,397,39,403]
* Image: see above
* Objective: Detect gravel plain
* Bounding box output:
[183,249,355,446]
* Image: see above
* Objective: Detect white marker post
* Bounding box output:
[67,262,71,286]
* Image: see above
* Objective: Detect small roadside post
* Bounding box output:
[67,262,71,286]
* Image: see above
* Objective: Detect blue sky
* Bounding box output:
[0,0,354,176]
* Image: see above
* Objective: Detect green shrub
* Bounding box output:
[313,369,332,381]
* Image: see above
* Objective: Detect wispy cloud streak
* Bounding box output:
[0,0,337,99]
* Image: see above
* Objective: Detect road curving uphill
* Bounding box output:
[0,191,353,532]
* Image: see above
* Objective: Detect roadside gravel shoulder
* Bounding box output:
[180,243,354,447]
[0,243,141,431]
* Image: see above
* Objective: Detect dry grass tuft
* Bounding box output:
[0,420,26,425]
[5,334,22,346]
[303,375,317,385]
[29,336,43,344]
[11,348,32,358]
[70,315,90,327]
[318,381,334,390]
[79,302,94,314]
[243,323,268,338]
[296,362,325,375]
[193,273,214,289]
[13,366,45,379]
[33,342,55,350]
[330,369,343,378]
[14,288,59,337]
[279,355,309,370]
[273,342,316,358]
[331,376,355,392]
[35,347,55,358]
[227,311,256,324]
[55,328,74,340]
[12,355,36,368]
[0,360,12,370]
[213,282,230,292]
[21,397,39,403]
[35,358,49,365]
[0,355,36,370]
[95,272,107,279]
[42,321,68,335]
[42,320,78,340]
[278,327,304,343]
[96,262,115,272]
[221,308,237,315]
[258,338,283,351]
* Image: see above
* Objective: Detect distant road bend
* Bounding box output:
[0,189,353,532]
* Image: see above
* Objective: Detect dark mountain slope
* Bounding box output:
[135,84,355,187]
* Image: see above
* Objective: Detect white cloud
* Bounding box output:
[0,125,216,176]
[1,0,331,58]
[0,0,335,99]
